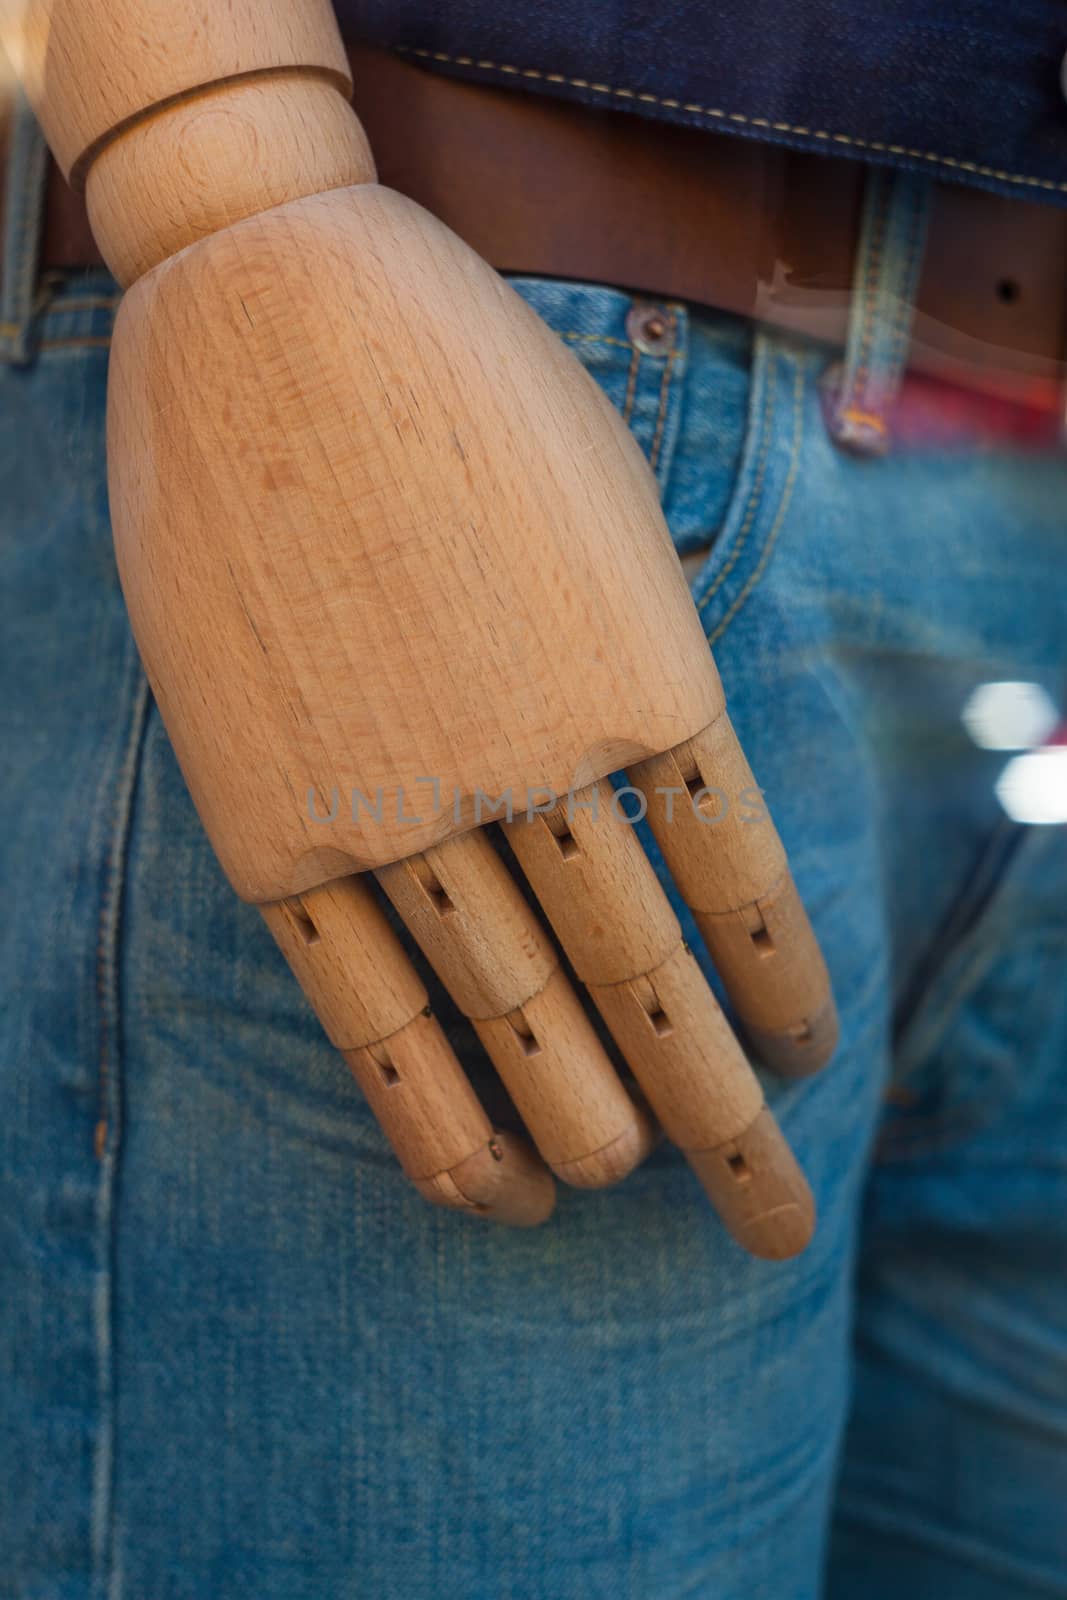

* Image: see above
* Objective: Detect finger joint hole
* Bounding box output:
[287,900,320,945]
[545,807,581,858]
[507,1011,543,1057]
[634,977,674,1037]
[726,1151,752,1184]
[743,908,775,957]
[411,858,455,917]
[368,1041,401,1087]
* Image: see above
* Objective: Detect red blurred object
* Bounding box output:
[890,370,1064,451]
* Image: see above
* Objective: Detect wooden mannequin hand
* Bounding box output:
[15,0,838,1255]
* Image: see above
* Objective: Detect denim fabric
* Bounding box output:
[821,169,931,455]
[4,137,1067,1600]
[342,2,1067,206]
[0,95,47,365]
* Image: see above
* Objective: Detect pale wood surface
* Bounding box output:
[87,75,375,286]
[261,872,421,1050]
[345,1021,553,1225]
[633,713,787,912]
[631,717,838,1077]
[413,1132,556,1226]
[506,783,812,1252]
[377,829,556,1021]
[588,944,764,1151]
[503,783,679,988]
[474,968,656,1184]
[379,829,654,1186]
[686,1108,816,1261]
[11,0,351,182]
[262,872,555,1223]
[108,183,720,900]
[11,1,835,1240]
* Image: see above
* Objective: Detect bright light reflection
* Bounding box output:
[962,681,1059,751]
[996,747,1067,825]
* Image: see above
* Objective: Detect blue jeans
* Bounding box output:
[3,101,1066,1598]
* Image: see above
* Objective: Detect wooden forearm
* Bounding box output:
[9,0,373,285]
[14,0,350,176]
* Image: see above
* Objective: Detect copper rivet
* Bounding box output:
[626,302,672,354]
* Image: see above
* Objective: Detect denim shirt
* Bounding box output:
[340,0,1067,207]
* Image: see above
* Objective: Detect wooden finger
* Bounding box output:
[260,874,554,1225]
[629,715,838,1077]
[376,830,655,1187]
[504,785,814,1258]
[589,944,814,1259]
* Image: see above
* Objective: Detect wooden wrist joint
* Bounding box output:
[13,0,372,285]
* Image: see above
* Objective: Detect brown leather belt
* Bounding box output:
[5,43,1067,405]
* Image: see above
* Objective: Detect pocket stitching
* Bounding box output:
[696,351,777,615]
[704,352,807,648]
[648,348,677,473]
[881,821,1063,1159]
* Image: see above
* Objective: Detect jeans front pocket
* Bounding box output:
[881,814,1067,1160]
[688,328,813,652]
[507,276,761,563]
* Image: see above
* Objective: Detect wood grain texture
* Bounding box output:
[344,1020,554,1225]
[376,829,557,1021]
[630,713,786,914]
[587,943,764,1152]
[631,716,838,1076]
[685,1109,815,1261]
[108,182,721,900]
[412,1131,555,1226]
[379,829,654,1186]
[260,872,422,1050]
[8,0,832,1240]
[504,780,811,1254]
[261,871,555,1223]
[87,74,375,286]
[473,968,655,1184]
[11,0,351,182]
[503,782,680,987]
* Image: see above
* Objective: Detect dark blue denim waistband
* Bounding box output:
[343,2,1067,207]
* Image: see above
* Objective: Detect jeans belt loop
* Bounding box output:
[0,90,50,368]
[822,167,933,456]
